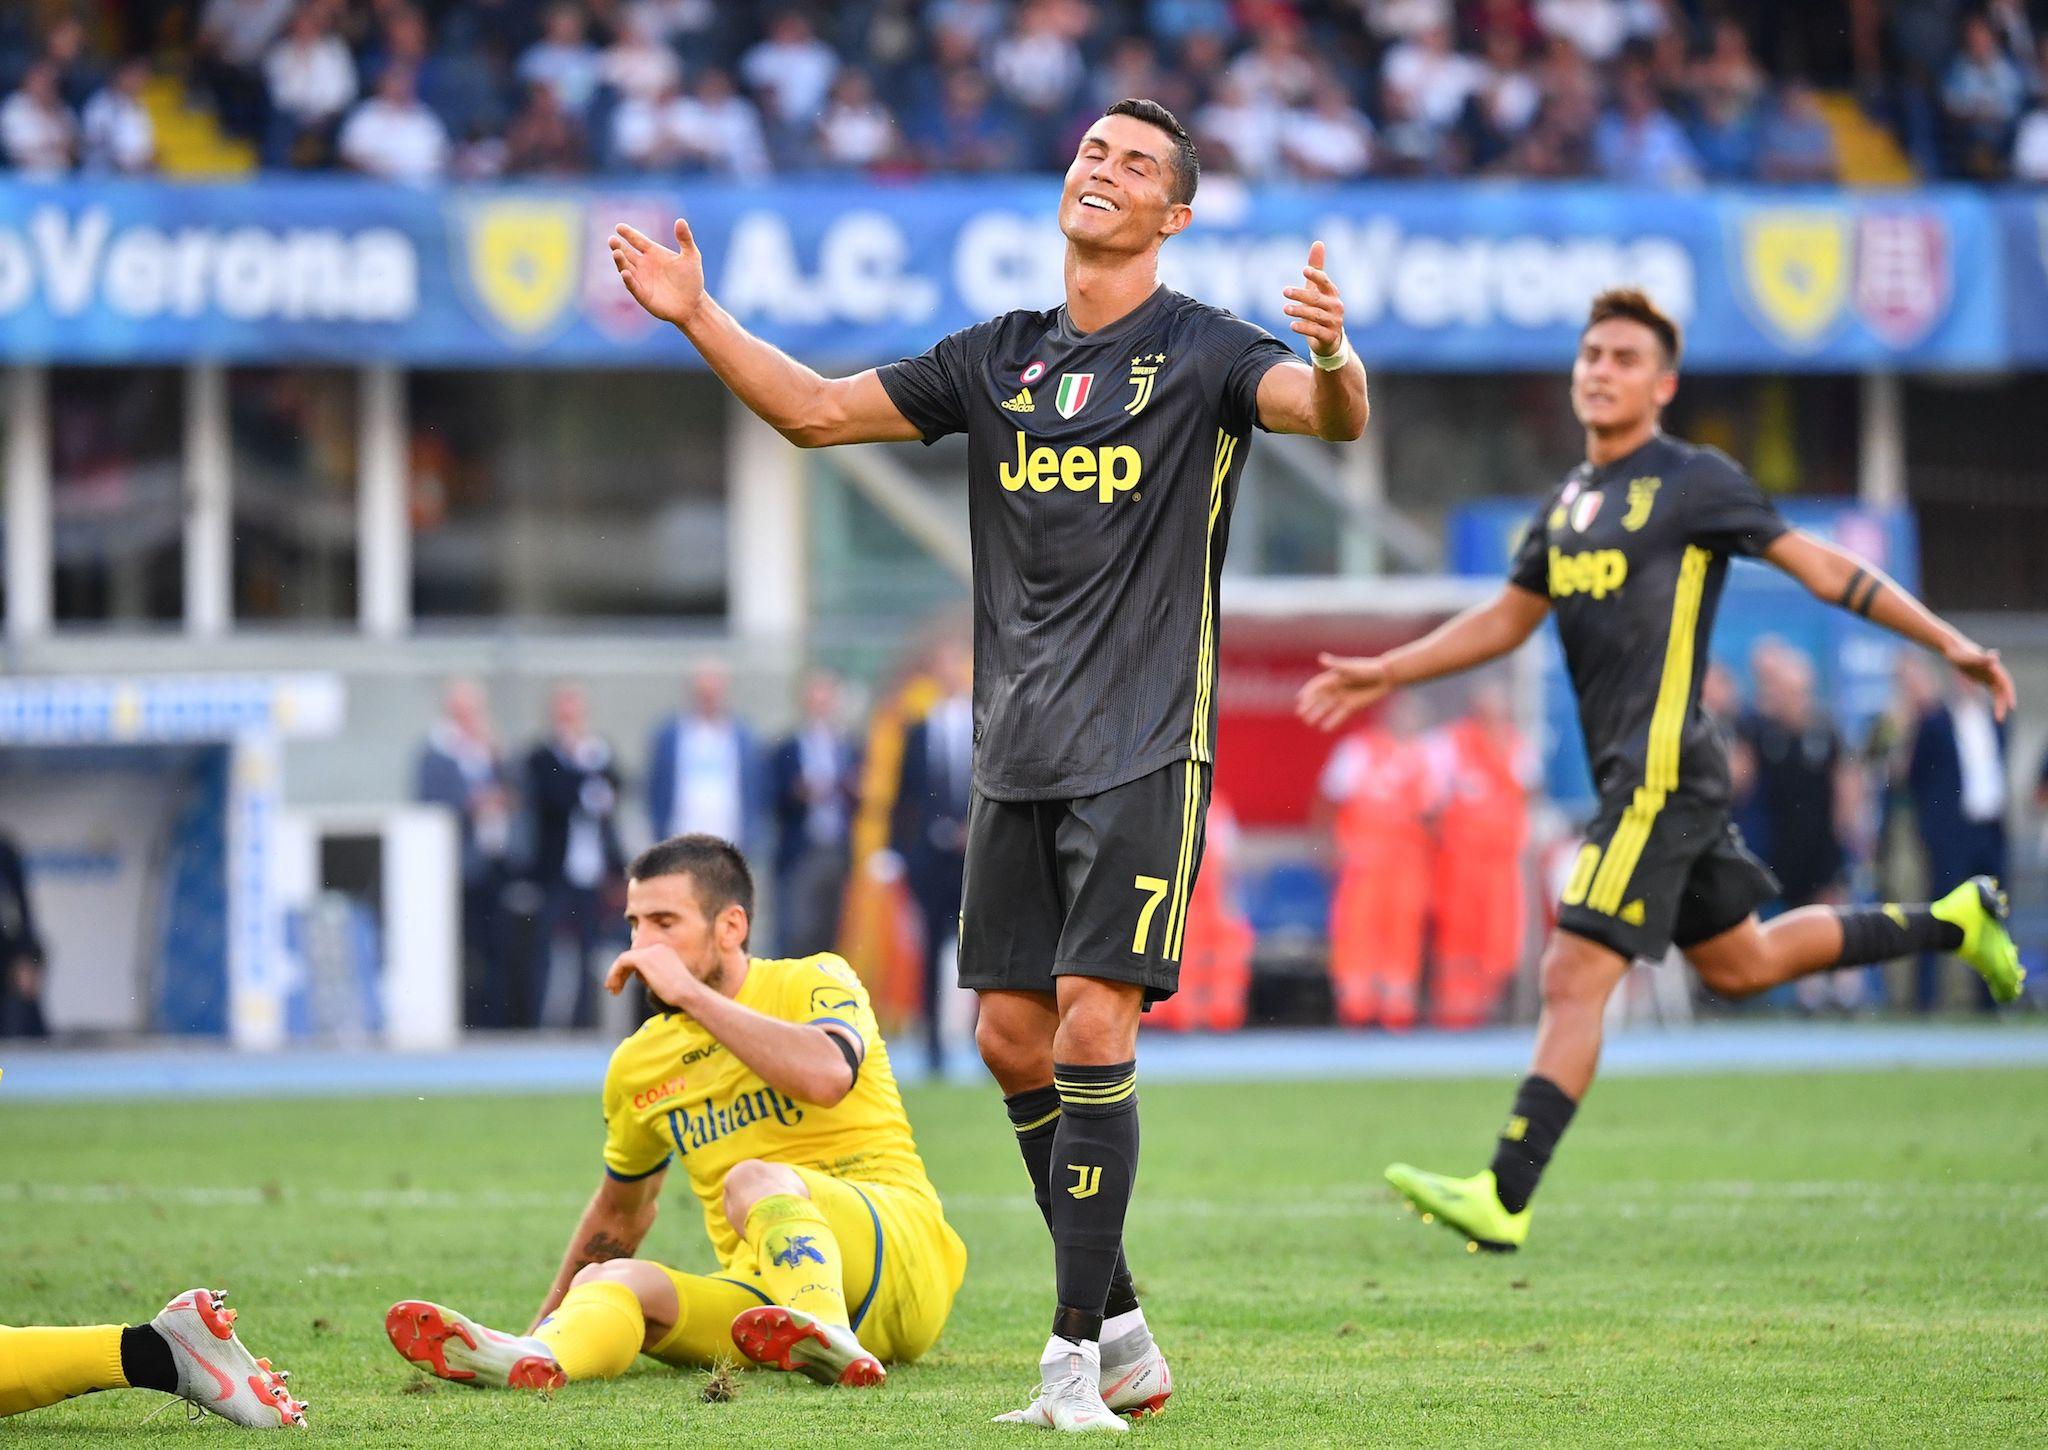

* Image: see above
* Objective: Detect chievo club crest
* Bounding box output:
[1570,491,1603,532]
[1055,373,1094,419]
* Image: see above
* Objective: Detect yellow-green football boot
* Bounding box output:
[1384,1165,1530,1253]
[1930,876,2026,1004]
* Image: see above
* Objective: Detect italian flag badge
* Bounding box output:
[1054,373,1094,418]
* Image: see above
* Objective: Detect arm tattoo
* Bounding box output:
[578,1230,635,1265]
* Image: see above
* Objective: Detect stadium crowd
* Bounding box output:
[6,2,2048,184]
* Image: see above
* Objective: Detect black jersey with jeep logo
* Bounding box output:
[1508,433,1790,808]
[878,285,1295,802]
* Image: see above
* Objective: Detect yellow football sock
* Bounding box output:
[532,1281,643,1382]
[644,1273,775,1369]
[746,1193,849,1327]
[0,1325,127,1417]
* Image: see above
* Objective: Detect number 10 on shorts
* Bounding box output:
[1132,875,1169,954]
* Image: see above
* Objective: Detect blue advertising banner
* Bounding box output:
[0,177,2014,370]
[1450,496,1919,811]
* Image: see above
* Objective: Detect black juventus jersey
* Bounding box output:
[878,285,1294,802]
[1509,433,1790,808]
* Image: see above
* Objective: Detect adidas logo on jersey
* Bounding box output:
[1001,387,1035,413]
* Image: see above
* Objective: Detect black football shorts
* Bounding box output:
[1555,791,1780,963]
[958,760,1210,1004]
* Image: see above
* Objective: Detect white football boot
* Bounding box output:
[383,1300,567,1392]
[994,1337,1128,1433]
[1097,1315,1172,1418]
[149,1287,307,1429]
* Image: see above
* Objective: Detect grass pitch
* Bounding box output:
[3,1067,2045,1446]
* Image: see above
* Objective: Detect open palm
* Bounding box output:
[609,219,706,327]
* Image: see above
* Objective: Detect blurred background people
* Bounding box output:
[526,683,624,1030]
[770,670,862,959]
[1426,681,1532,1029]
[892,640,974,1073]
[415,678,517,1029]
[1318,695,1433,1029]
[1907,661,2010,1011]
[0,829,47,1039]
[646,662,763,853]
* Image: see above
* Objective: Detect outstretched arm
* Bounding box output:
[1764,530,2015,719]
[1256,241,1368,442]
[1297,584,1550,731]
[609,220,920,448]
[529,1170,664,1331]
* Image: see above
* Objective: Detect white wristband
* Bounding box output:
[1311,332,1351,371]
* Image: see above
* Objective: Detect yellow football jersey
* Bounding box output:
[601,953,942,1268]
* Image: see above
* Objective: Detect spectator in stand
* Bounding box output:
[647,661,765,851]
[1090,34,1189,118]
[601,10,681,105]
[502,77,588,174]
[2014,40,2048,180]
[263,2,357,167]
[668,65,771,178]
[769,670,863,959]
[1465,0,1543,51]
[815,69,902,171]
[1907,665,2010,1012]
[916,67,1020,172]
[0,63,76,176]
[930,0,1009,55]
[1196,71,1284,178]
[740,10,839,146]
[1943,11,2027,176]
[1229,20,1318,110]
[1466,27,1542,169]
[1377,76,1454,175]
[1145,0,1234,49]
[612,71,686,168]
[1595,57,1700,186]
[0,829,47,1039]
[1685,16,1764,180]
[415,679,519,1029]
[1382,21,1487,136]
[338,63,449,181]
[1282,72,1375,179]
[634,0,721,66]
[990,0,1086,159]
[1755,80,1840,184]
[517,2,601,118]
[80,59,157,174]
[1534,0,1634,65]
[197,0,295,140]
[525,682,626,1030]
[42,15,107,112]
[1365,0,1454,43]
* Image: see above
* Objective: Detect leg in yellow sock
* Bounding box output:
[0,1325,127,1417]
[533,1280,644,1382]
[745,1193,850,1327]
[643,1270,775,1369]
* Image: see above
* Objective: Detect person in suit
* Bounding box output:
[527,682,626,1029]
[891,641,974,1074]
[769,669,862,958]
[415,678,519,1028]
[646,661,764,852]
[0,829,47,1038]
[1908,665,2010,1011]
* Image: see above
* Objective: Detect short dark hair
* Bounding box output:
[1583,288,1682,366]
[1104,97,1199,207]
[629,834,755,941]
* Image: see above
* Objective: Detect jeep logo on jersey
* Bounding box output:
[1054,373,1094,418]
[999,430,1142,502]
[1548,547,1629,599]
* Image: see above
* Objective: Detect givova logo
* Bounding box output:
[998,430,1142,503]
[1548,547,1629,599]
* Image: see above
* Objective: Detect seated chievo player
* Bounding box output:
[1,1288,307,1428]
[385,834,967,1391]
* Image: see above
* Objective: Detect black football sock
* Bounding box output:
[1488,1075,1578,1215]
[120,1324,178,1394]
[1834,904,1963,964]
[1005,1086,1141,1319]
[1047,1061,1140,1344]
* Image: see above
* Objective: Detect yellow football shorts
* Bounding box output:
[647,1168,966,1367]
